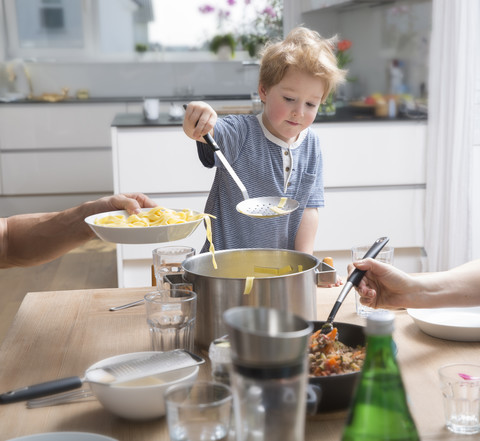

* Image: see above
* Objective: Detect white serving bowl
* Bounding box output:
[84,209,204,244]
[87,352,199,420]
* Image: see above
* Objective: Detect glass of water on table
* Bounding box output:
[144,288,197,352]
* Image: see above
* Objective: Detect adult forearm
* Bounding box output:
[415,259,480,308]
[0,201,102,268]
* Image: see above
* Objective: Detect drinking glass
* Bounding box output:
[439,363,480,435]
[351,245,394,317]
[165,381,233,441]
[144,289,196,352]
[152,246,195,289]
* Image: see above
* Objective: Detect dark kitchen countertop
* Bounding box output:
[0,94,252,105]
[112,106,427,128]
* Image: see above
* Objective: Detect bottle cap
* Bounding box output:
[366,310,395,335]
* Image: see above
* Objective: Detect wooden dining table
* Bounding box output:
[0,284,478,440]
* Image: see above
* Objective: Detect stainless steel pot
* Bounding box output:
[180,248,336,349]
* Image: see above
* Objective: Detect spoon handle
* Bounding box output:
[109,299,145,311]
[326,236,390,324]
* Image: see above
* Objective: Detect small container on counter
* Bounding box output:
[208,335,231,385]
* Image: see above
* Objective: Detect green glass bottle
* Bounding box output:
[342,310,420,441]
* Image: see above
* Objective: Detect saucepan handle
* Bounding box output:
[315,261,337,287]
[0,376,83,404]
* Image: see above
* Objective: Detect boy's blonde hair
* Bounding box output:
[259,27,346,102]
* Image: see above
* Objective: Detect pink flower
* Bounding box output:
[227,0,236,5]
[262,7,276,19]
[218,9,230,19]
[199,4,215,14]
[244,0,251,4]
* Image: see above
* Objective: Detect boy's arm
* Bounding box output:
[294,207,319,255]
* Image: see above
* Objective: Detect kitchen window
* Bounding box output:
[2,0,282,61]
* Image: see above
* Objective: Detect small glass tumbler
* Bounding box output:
[351,245,394,318]
[152,246,195,289]
[165,381,233,441]
[144,289,197,352]
[439,363,480,435]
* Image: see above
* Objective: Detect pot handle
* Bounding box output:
[164,273,193,291]
[315,262,337,287]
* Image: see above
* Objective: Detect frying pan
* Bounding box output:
[202,133,299,218]
[309,321,366,413]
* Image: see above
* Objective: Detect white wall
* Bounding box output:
[21,60,259,98]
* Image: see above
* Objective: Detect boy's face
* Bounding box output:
[258,67,324,144]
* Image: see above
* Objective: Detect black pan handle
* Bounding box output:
[349,236,390,287]
[326,236,390,322]
[0,376,83,404]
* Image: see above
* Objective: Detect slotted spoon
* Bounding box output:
[202,133,299,218]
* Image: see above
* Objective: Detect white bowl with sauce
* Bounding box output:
[88,352,199,420]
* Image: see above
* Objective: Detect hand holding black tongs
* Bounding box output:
[321,236,390,334]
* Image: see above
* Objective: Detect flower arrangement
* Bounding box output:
[319,38,353,116]
[199,0,283,58]
[336,39,352,69]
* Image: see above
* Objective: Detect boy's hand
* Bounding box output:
[183,101,217,141]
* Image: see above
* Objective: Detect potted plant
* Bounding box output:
[209,33,236,60]
[240,34,269,58]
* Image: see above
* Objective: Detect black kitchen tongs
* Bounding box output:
[321,236,390,334]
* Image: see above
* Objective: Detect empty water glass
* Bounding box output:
[165,381,233,441]
[439,363,480,435]
[144,289,197,352]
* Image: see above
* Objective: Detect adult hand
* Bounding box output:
[183,101,217,141]
[100,193,157,215]
[349,258,415,309]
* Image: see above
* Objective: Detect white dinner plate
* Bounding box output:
[407,306,480,341]
[85,209,204,244]
[7,433,118,441]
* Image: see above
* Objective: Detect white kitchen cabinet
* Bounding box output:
[111,121,215,287]
[1,149,112,194]
[0,103,125,149]
[112,127,213,194]
[311,120,427,273]
[0,103,124,201]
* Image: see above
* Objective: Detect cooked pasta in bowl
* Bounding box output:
[85,207,209,244]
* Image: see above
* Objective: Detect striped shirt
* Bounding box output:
[196,113,324,253]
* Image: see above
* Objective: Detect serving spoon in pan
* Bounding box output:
[321,236,390,334]
[184,104,298,218]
